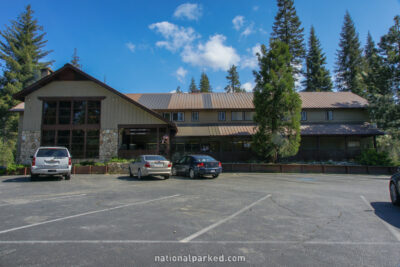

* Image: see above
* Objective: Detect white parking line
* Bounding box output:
[360,195,400,242]
[180,194,271,243]
[0,194,180,235]
[0,240,399,245]
[0,194,87,207]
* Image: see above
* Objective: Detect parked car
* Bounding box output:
[31,147,72,181]
[389,169,400,206]
[129,155,171,179]
[172,155,222,179]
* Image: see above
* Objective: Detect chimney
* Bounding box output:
[40,68,53,78]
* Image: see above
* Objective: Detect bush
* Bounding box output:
[94,162,105,166]
[6,163,25,173]
[357,149,394,166]
[107,157,130,163]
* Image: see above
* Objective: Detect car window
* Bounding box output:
[36,149,68,158]
[145,155,166,161]
[178,157,187,164]
[185,157,192,164]
[193,155,216,162]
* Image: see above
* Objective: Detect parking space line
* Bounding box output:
[0,194,87,207]
[360,195,400,242]
[0,240,399,245]
[0,194,180,235]
[180,194,271,243]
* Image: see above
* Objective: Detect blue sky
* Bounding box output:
[1,0,400,93]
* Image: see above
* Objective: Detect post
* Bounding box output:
[156,127,159,155]
[344,136,348,160]
[373,136,377,151]
[316,136,320,161]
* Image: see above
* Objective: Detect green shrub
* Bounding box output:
[94,162,105,166]
[107,157,130,163]
[6,164,25,173]
[357,149,394,166]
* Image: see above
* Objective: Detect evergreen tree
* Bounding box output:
[271,0,305,79]
[175,86,182,93]
[302,26,332,92]
[334,11,363,95]
[70,48,82,69]
[224,65,244,93]
[188,77,199,93]
[252,40,301,162]
[0,5,52,142]
[199,72,212,92]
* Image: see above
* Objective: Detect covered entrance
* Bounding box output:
[118,124,175,159]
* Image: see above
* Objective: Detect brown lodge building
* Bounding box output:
[11,64,383,164]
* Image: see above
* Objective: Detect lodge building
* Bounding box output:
[11,64,383,164]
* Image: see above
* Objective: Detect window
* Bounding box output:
[326,110,333,121]
[301,111,307,121]
[244,111,255,121]
[41,98,102,158]
[191,111,199,121]
[218,111,226,121]
[172,112,184,121]
[163,112,171,121]
[231,111,243,121]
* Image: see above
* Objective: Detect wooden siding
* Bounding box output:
[22,81,166,131]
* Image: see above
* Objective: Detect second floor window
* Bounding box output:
[163,112,171,121]
[326,110,333,121]
[244,111,255,121]
[301,111,307,121]
[172,112,184,122]
[191,111,199,121]
[218,111,226,121]
[231,111,243,121]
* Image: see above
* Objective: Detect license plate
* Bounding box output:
[153,164,163,167]
[210,169,215,173]
[48,170,57,172]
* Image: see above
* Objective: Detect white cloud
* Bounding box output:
[181,34,240,71]
[241,23,255,37]
[243,82,254,92]
[232,15,245,31]
[241,44,261,69]
[126,42,136,52]
[149,21,199,52]
[175,67,187,82]
[173,3,202,20]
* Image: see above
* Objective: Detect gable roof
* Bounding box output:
[12,64,176,128]
[126,92,368,110]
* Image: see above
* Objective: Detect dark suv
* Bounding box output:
[172,155,222,179]
[390,170,400,206]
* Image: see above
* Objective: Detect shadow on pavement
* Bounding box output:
[2,176,63,182]
[370,202,400,229]
[117,175,168,182]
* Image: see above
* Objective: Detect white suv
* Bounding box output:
[31,147,72,181]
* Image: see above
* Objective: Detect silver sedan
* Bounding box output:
[129,155,171,179]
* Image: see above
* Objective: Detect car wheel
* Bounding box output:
[164,175,170,180]
[137,169,142,180]
[390,182,400,206]
[172,167,177,176]
[65,174,71,180]
[189,168,196,179]
[211,174,219,179]
[129,167,133,178]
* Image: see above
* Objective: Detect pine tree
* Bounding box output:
[224,65,244,93]
[189,77,199,93]
[71,48,82,69]
[302,26,332,92]
[175,86,182,93]
[334,11,363,95]
[199,72,212,92]
[271,0,305,79]
[252,40,302,162]
[0,5,52,141]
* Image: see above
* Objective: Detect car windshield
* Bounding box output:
[144,155,166,161]
[36,149,68,158]
[193,155,216,162]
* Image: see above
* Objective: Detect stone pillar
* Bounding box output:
[99,129,118,162]
[19,131,41,164]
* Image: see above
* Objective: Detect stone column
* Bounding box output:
[19,131,41,164]
[99,129,118,162]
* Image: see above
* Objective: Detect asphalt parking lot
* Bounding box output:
[0,172,399,266]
